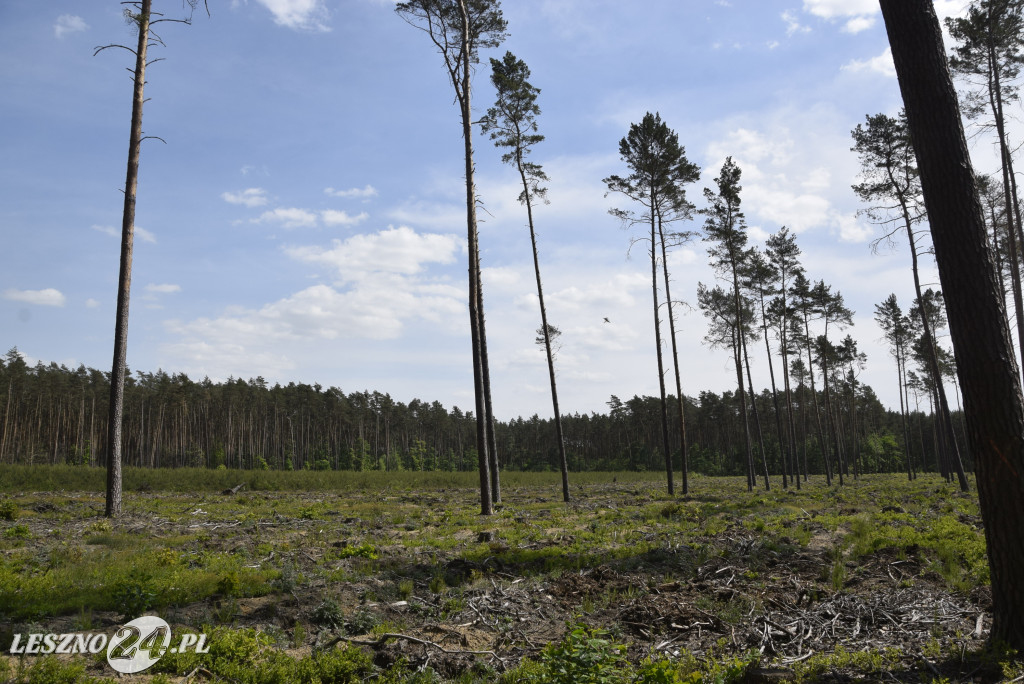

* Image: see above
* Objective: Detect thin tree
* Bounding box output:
[766,227,805,487]
[812,282,854,485]
[481,51,570,503]
[743,247,790,488]
[880,0,1024,648]
[790,273,831,483]
[837,335,868,478]
[696,283,757,480]
[851,111,969,490]
[604,112,698,495]
[654,175,701,497]
[96,0,204,517]
[875,294,916,479]
[396,0,507,514]
[702,158,760,490]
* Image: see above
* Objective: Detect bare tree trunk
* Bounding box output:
[758,292,789,488]
[649,210,674,495]
[656,214,688,495]
[802,317,831,484]
[881,0,1024,648]
[456,0,491,515]
[519,161,570,502]
[897,344,914,479]
[105,0,151,517]
[741,332,770,490]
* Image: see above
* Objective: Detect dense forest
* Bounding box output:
[0,347,968,480]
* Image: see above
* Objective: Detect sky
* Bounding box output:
[0,0,994,422]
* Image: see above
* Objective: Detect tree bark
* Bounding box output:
[106,0,151,518]
[456,0,491,515]
[649,206,674,495]
[519,159,570,502]
[656,214,689,495]
[880,0,1024,650]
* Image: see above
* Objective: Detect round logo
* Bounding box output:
[106,616,171,674]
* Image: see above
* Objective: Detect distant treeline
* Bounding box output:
[0,348,968,478]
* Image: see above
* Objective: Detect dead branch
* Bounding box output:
[320,632,499,659]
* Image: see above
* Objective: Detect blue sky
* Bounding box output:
[0,0,987,420]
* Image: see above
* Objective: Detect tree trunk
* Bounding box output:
[741,331,770,490]
[106,0,151,518]
[881,0,1024,649]
[759,292,789,488]
[802,316,831,484]
[519,161,570,502]
[456,0,491,515]
[657,214,689,495]
[649,207,674,495]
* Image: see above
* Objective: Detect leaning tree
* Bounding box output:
[96,0,205,517]
[880,0,1024,649]
[481,51,571,502]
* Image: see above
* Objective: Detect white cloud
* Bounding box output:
[145,283,182,294]
[801,0,877,34]
[222,188,268,207]
[325,184,378,199]
[321,210,369,227]
[842,15,875,34]
[782,10,810,36]
[253,0,330,31]
[85,298,99,308]
[841,47,896,78]
[92,224,117,238]
[136,227,157,244]
[253,207,318,229]
[287,225,459,282]
[707,127,793,168]
[835,213,874,243]
[3,288,66,307]
[54,15,88,39]
[802,0,876,20]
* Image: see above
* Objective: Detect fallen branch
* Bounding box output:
[319,632,499,659]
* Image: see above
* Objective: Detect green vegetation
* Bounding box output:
[0,469,1018,681]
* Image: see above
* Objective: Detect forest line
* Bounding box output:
[0,347,965,481]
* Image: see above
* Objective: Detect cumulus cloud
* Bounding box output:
[253,0,330,31]
[287,225,460,282]
[321,210,369,227]
[253,207,318,229]
[85,298,100,308]
[3,288,66,307]
[325,184,378,199]
[702,112,872,244]
[841,47,896,78]
[54,15,88,39]
[222,188,268,207]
